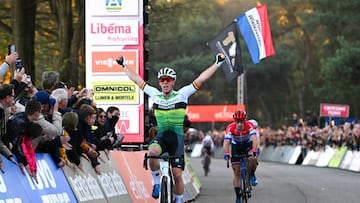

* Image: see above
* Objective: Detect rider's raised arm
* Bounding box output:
[116,56,145,88]
[193,53,225,88]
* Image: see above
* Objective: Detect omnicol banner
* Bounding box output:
[186,105,245,122]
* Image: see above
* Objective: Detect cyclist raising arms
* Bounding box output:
[223,110,258,203]
[116,53,225,203]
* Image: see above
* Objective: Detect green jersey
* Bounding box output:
[143,82,198,135]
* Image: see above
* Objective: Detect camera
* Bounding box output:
[8,44,16,55]
[15,58,23,70]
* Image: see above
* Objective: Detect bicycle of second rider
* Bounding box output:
[227,152,253,203]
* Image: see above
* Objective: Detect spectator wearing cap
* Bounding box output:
[0,84,19,172]
[32,90,69,167]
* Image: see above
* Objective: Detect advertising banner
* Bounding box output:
[186,104,246,122]
[112,151,157,203]
[85,0,145,143]
[320,103,349,117]
[0,153,77,203]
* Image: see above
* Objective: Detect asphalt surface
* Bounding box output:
[188,157,360,203]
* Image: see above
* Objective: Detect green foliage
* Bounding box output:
[319,39,360,105]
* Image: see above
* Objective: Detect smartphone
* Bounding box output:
[15,58,23,70]
[8,44,16,55]
[27,75,31,84]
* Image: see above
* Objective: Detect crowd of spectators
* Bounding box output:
[184,113,360,158]
[0,54,123,182]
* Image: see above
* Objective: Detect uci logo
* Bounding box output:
[105,0,122,11]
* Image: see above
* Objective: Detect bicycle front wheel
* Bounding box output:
[241,170,248,203]
[160,176,168,203]
[204,155,210,176]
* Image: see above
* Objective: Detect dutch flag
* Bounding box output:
[237,4,275,64]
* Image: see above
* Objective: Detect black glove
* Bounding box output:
[116,56,125,67]
[215,53,225,67]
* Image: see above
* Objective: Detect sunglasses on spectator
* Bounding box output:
[99,115,106,119]
[159,77,174,83]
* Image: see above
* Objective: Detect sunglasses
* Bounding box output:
[235,120,245,124]
[99,115,106,119]
[159,77,174,83]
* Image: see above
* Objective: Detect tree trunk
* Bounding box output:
[13,0,37,78]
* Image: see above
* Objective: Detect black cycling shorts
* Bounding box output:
[230,140,252,164]
[150,130,185,170]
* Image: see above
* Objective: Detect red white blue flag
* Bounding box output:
[237,4,275,64]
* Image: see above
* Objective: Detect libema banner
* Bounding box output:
[237,4,275,64]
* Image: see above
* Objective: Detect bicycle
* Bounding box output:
[143,153,180,203]
[226,152,253,203]
[203,153,210,176]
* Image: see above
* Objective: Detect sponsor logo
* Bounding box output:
[105,0,122,11]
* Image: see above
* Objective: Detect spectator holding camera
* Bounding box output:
[0,52,18,77]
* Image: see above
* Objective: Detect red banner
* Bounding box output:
[320,103,349,117]
[186,105,245,122]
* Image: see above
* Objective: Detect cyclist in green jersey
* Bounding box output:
[116,53,225,203]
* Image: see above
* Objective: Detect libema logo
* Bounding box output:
[106,0,122,11]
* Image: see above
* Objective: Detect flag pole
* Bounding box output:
[237,72,244,105]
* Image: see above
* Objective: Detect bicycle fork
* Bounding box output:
[240,159,252,196]
[160,160,173,203]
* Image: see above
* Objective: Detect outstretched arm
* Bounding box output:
[193,53,225,88]
[116,56,145,87]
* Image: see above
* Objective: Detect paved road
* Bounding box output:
[188,157,360,203]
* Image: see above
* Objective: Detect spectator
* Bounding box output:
[92,108,116,158]
[41,71,60,93]
[0,84,18,172]
[50,88,72,115]
[60,112,86,172]
[4,99,41,174]
[22,122,43,183]
[0,52,18,77]
[32,90,68,167]
[77,104,101,174]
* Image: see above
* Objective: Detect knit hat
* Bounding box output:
[33,91,56,105]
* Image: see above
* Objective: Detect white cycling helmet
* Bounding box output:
[249,119,258,129]
[157,67,176,80]
[204,135,212,141]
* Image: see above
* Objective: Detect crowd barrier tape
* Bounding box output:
[259,145,360,173]
[0,150,202,203]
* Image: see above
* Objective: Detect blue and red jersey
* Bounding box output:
[224,121,256,144]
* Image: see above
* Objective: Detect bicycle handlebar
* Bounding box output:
[225,153,253,168]
[143,153,182,170]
